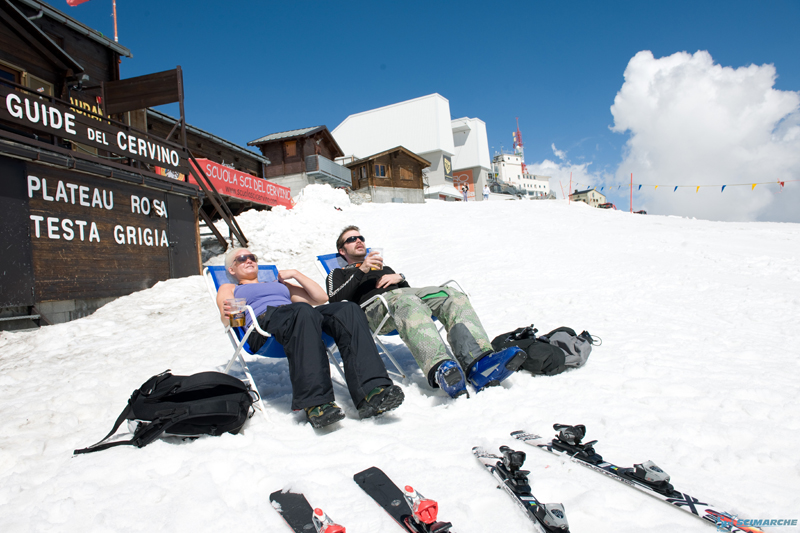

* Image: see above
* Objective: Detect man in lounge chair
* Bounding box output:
[325,226,527,399]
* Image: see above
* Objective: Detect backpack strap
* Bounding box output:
[73,399,245,454]
[73,389,141,455]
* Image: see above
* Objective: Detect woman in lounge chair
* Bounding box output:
[216,247,403,428]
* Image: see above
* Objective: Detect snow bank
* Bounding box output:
[1,187,798,532]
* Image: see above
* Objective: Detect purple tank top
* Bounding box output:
[234,282,291,329]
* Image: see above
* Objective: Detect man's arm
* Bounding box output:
[326,267,364,303]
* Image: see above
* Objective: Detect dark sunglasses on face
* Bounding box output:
[233,253,258,264]
[344,235,365,244]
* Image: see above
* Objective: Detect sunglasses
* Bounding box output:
[343,235,365,245]
[233,253,258,264]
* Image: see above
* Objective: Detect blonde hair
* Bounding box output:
[224,247,249,271]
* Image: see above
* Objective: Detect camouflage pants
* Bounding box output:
[364,286,493,382]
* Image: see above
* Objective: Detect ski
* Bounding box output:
[512,425,764,533]
[270,490,345,533]
[472,446,570,532]
[353,466,453,533]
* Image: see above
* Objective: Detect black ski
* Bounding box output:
[353,466,453,533]
[269,490,345,533]
[473,446,570,532]
[512,425,764,533]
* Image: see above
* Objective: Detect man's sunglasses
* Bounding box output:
[343,235,365,244]
[233,253,258,264]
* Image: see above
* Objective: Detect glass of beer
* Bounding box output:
[226,298,247,327]
[370,248,383,271]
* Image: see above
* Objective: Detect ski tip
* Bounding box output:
[314,508,323,516]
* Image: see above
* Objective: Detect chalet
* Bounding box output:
[569,188,606,207]
[248,126,351,196]
[0,0,276,330]
[344,146,428,203]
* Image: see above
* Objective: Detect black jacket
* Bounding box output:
[326,263,410,305]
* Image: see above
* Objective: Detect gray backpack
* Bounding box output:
[539,327,598,368]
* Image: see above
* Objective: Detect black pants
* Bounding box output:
[248,301,392,410]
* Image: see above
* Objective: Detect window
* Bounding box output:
[26,74,53,97]
[360,166,367,181]
[284,140,297,157]
[375,164,386,177]
[0,61,22,89]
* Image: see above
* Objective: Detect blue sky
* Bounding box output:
[60,0,800,220]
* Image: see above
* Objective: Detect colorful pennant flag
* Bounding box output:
[721,185,726,192]
[638,184,642,191]
[674,186,678,192]
[696,186,700,193]
[66,0,92,6]
[751,184,757,190]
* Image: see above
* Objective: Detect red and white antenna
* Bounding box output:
[513,117,528,175]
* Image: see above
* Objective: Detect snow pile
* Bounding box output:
[1,190,798,532]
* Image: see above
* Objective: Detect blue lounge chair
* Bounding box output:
[203,265,345,417]
[315,253,470,378]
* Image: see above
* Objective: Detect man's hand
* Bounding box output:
[359,251,384,273]
[376,273,403,288]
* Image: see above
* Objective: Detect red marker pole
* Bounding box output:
[568,172,572,205]
[630,172,633,213]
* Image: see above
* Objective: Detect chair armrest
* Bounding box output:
[438,279,470,299]
[360,293,393,335]
[225,305,272,339]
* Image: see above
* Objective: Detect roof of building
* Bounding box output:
[570,188,600,195]
[343,146,431,169]
[424,184,462,199]
[17,0,132,58]
[248,125,344,158]
[333,94,455,158]
[147,109,270,165]
[248,126,327,145]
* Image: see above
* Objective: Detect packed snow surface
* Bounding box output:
[1,185,798,532]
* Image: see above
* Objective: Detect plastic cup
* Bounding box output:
[226,298,247,327]
[370,248,383,271]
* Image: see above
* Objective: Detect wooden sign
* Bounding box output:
[1,83,188,173]
[26,163,184,301]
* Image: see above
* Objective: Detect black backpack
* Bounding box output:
[74,371,255,455]
[491,325,598,376]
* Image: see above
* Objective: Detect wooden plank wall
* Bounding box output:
[27,163,181,301]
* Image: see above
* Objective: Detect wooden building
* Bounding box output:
[344,146,429,203]
[248,126,351,195]
[146,109,291,216]
[0,0,205,330]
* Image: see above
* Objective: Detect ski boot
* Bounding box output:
[434,360,468,399]
[467,346,527,392]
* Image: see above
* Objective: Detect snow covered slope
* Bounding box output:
[1,185,798,532]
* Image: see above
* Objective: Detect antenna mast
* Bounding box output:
[512,117,528,175]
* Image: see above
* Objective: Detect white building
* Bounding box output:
[333,94,491,201]
[492,152,552,198]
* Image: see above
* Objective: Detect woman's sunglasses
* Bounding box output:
[233,253,258,264]
[344,235,365,244]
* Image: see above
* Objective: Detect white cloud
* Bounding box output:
[551,143,567,161]
[610,50,800,222]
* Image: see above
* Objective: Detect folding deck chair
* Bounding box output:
[203,265,345,418]
[315,252,470,378]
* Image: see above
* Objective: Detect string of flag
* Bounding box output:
[570,178,798,193]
